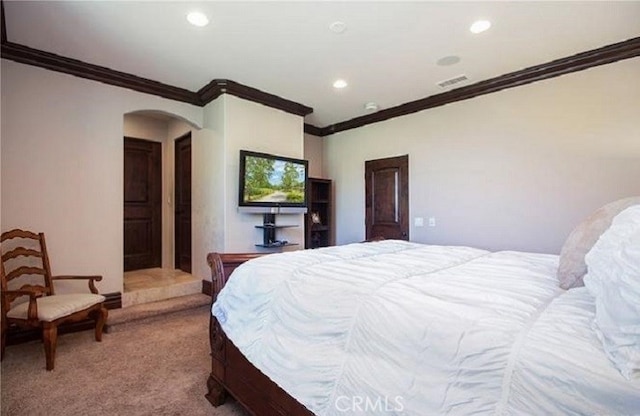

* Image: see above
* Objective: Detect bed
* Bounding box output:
[205,203,640,415]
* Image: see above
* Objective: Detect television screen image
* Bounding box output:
[239,150,308,208]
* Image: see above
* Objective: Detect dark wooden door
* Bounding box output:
[124,137,162,271]
[365,155,409,241]
[174,132,192,273]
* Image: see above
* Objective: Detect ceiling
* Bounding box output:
[3,1,640,128]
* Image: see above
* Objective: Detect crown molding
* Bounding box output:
[1,41,201,105]
[1,2,313,118]
[0,40,314,117]
[198,79,312,116]
[303,123,324,137]
[318,36,640,136]
[1,3,638,137]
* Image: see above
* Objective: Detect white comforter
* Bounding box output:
[212,240,640,415]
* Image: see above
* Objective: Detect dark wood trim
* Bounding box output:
[124,137,163,271]
[6,292,121,345]
[365,155,409,241]
[2,4,638,137]
[0,40,314,117]
[198,79,313,116]
[303,123,324,137]
[206,252,266,302]
[103,291,122,310]
[197,79,225,104]
[0,9,312,117]
[206,252,313,415]
[202,279,212,297]
[174,132,193,273]
[1,1,7,44]
[1,41,201,105]
[318,36,640,136]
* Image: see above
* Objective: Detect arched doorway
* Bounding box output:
[122,110,199,306]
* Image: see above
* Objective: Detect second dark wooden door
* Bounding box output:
[365,155,409,241]
[124,137,162,271]
[174,132,192,273]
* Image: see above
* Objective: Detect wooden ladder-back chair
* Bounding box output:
[0,229,108,370]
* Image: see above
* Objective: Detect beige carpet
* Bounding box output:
[1,305,249,416]
[105,293,212,330]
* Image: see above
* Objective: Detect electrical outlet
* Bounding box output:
[428,217,436,227]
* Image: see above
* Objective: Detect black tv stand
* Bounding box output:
[255,213,298,248]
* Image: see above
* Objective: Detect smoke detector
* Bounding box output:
[329,21,347,34]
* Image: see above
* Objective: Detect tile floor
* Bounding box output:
[124,268,197,292]
[122,268,202,307]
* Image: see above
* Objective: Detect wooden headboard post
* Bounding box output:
[205,252,267,407]
[206,252,266,300]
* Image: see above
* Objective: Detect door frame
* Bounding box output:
[123,136,162,271]
[174,132,192,273]
[365,154,409,241]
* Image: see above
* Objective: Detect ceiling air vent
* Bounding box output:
[437,74,468,88]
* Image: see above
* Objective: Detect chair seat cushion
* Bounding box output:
[6,294,105,322]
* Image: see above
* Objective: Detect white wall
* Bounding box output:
[325,58,640,254]
[304,133,325,178]
[1,59,202,294]
[222,95,305,252]
[189,95,306,280]
[123,113,168,141]
[1,59,305,292]
[6,53,633,294]
[191,97,226,282]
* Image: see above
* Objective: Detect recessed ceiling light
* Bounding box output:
[436,55,461,66]
[333,79,348,89]
[187,11,209,27]
[329,21,347,34]
[470,20,491,34]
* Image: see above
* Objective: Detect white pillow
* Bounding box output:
[557,197,640,289]
[583,205,640,380]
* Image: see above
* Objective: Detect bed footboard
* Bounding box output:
[206,252,314,415]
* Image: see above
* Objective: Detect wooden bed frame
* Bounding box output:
[205,252,314,416]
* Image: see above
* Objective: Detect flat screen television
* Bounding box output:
[238,150,308,213]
